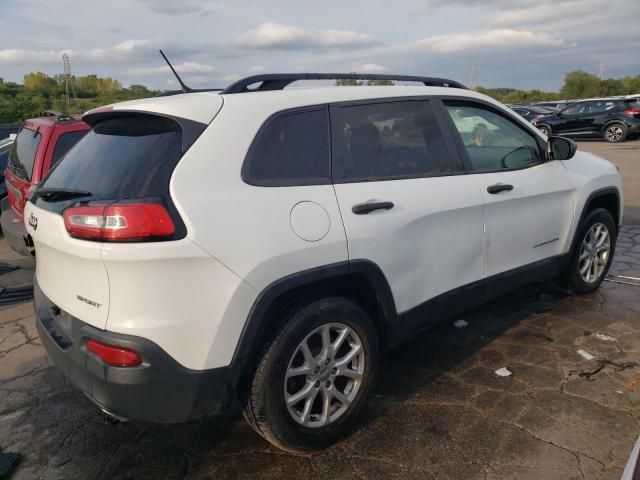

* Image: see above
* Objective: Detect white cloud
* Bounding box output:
[219,73,241,82]
[235,22,378,50]
[247,65,265,73]
[352,63,387,72]
[0,40,151,66]
[137,0,222,15]
[491,0,605,26]
[129,61,215,76]
[414,29,565,53]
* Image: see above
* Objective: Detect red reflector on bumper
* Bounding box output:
[86,339,142,367]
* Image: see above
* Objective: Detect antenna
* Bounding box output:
[159,49,192,93]
[62,53,80,112]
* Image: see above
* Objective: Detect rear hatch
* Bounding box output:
[24,107,214,330]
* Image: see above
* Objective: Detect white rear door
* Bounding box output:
[25,202,110,329]
[441,100,575,277]
[330,99,486,319]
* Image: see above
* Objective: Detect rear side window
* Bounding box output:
[51,130,88,166]
[243,108,330,186]
[332,100,454,181]
[42,115,182,201]
[8,128,41,181]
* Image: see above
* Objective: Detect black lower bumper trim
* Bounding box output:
[34,278,234,423]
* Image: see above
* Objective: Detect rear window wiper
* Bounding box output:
[35,188,92,202]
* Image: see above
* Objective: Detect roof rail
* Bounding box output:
[221,73,467,94]
[38,110,76,122]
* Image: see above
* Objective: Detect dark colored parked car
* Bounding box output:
[511,105,555,123]
[0,136,14,199]
[533,98,640,142]
[1,112,89,255]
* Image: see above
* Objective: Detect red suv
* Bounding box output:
[1,111,89,255]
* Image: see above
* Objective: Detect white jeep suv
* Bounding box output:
[25,74,622,452]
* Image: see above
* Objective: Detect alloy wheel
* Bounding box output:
[605,125,623,142]
[284,323,365,428]
[579,222,610,283]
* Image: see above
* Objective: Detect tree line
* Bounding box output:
[478,70,639,104]
[0,72,157,123]
[1,69,638,124]
[337,71,640,104]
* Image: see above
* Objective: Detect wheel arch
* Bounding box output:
[601,119,627,134]
[570,187,621,253]
[231,260,398,383]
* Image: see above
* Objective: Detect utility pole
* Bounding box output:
[62,53,80,112]
[470,62,477,91]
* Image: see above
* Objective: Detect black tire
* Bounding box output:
[565,208,616,294]
[243,296,379,452]
[603,122,627,143]
[537,124,552,137]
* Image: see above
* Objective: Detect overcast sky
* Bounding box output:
[1,0,638,91]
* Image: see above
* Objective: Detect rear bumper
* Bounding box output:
[34,278,234,423]
[626,120,640,135]
[0,199,33,256]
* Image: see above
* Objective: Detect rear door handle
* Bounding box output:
[352,201,395,215]
[487,184,514,194]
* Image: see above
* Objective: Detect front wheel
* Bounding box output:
[603,123,627,143]
[565,208,616,294]
[242,297,379,452]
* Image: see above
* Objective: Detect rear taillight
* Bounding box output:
[624,108,640,117]
[63,202,175,241]
[86,339,142,367]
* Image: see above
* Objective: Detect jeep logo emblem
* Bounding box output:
[28,213,38,230]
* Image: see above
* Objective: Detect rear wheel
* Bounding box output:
[243,297,379,452]
[565,208,616,294]
[603,123,627,143]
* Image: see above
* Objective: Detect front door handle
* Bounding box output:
[487,184,514,194]
[352,201,395,215]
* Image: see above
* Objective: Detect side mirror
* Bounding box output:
[555,111,562,117]
[547,136,577,161]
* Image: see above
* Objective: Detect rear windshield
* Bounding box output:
[8,128,42,181]
[41,115,183,200]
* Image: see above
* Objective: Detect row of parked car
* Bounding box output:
[0,75,626,452]
[509,95,640,143]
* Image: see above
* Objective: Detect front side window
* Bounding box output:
[8,127,41,181]
[243,108,330,186]
[332,100,454,181]
[444,102,543,172]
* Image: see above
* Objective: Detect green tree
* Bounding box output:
[336,78,359,86]
[560,71,601,98]
[366,79,393,86]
